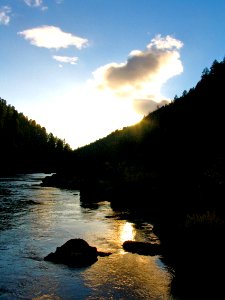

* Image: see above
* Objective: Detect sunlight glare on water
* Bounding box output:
[0,173,173,299]
[120,222,135,243]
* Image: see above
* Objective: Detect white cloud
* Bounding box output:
[24,0,42,7]
[41,6,48,11]
[147,34,183,50]
[0,6,11,25]
[92,34,183,115]
[18,25,88,49]
[24,0,48,11]
[53,55,78,65]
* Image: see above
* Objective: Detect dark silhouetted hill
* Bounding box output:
[0,99,72,174]
[42,58,225,299]
[47,58,224,218]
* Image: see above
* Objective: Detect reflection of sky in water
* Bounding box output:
[0,174,173,299]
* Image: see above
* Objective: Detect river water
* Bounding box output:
[0,173,173,299]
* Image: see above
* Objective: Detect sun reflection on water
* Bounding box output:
[120,222,135,243]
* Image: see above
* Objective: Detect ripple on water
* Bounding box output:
[0,173,173,299]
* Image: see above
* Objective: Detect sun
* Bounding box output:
[23,82,143,149]
[62,84,143,148]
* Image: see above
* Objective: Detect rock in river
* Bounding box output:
[44,238,111,267]
[123,240,161,256]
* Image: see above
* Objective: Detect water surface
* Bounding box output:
[0,173,173,299]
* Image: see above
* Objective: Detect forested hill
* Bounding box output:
[51,58,225,217]
[42,57,225,299]
[0,99,72,174]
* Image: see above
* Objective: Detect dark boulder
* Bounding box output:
[123,240,161,256]
[44,238,111,267]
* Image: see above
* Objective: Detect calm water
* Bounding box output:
[0,173,173,299]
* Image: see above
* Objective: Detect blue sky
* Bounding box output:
[1,0,225,149]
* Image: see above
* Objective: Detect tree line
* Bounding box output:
[1,57,225,298]
[45,57,225,228]
[0,99,72,174]
[56,58,221,200]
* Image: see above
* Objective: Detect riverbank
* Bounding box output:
[40,171,225,299]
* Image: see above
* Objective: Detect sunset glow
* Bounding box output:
[1,0,224,148]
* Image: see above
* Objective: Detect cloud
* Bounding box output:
[133,99,169,115]
[147,34,183,50]
[0,6,11,25]
[92,34,183,115]
[18,25,88,49]
[24,0,48,10]
[24,0,42,7]
[53,55,78,65]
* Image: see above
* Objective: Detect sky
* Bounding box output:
[1,0,225,149]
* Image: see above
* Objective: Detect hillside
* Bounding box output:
[46,58,225,216]
[42,58,225,299]
[0,99,72,174]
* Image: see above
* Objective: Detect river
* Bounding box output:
[0,173,174,299]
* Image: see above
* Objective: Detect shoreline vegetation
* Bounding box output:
[1,58,225,299]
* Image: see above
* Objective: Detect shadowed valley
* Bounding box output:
[1,58,225,299]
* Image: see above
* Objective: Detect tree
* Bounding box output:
[201,67,210,79]
[182,90,187,97]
